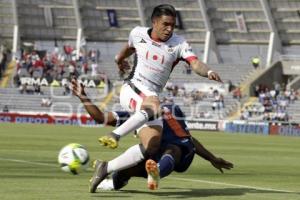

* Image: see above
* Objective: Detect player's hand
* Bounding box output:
[115,56,131,73]
[71,78,87,100]
[208,71,223,83]
[210,157,234,173]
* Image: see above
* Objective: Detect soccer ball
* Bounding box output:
[58,143,90,175]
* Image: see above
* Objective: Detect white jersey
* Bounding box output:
[127,26,197,93]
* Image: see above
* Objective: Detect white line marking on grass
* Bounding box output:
[0,158,58,167]
[1,158,297,194]
[170,177,297,194]
[0,157,95,171]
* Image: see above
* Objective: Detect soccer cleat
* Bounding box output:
[145,159,160,190]
[98,133,119,149]
[89,160,108,193]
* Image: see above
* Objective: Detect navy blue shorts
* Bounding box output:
[159,138,195,172]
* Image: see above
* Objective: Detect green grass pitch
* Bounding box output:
[0,123,299,200]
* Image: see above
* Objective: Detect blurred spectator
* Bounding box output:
[91,62,98,77]
[233,87,242,101]
[240,107,250,120]
[14,45,106,86]
[19,83,28,94]
[244,85,294,122]
[212,90,224,110]
[0,51,8,78]
[2,105,9,113]
[172,85,179,97]
[34,84,43,95]
[183,94,193,106]
[289,88,297,103]
[196,111,212,119]
[183,64,192,74]
[41,97,52,107]
[227,80,235,92]
[63,83,71,96]
[162,96,174,104]
[274,82,281,96]
[254,85,260,97]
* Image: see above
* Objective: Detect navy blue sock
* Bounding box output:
[158,154,175,178]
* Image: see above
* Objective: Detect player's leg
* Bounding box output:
[89,143,147,193]
[145,144,181,190]
[105,122,162,173]
[97,161,147,191]
[158,144,182,178]
[90,124,162,193]
[172,144,195,173]
[99,83,160,148]
[99,144,182,191]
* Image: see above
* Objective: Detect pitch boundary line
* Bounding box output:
[0,157,297,194]
[170,177,297,194]
[0,157,58,167]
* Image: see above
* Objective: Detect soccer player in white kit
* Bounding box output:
[89,4,222,193]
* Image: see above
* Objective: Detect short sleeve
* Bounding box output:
[179,41,198,64]
[128,27,137,48]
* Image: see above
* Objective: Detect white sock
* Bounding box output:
[97,179,114,191]
[113,110,149,137]
[107,144,144,173]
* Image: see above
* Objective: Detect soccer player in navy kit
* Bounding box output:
[97,102,233,190]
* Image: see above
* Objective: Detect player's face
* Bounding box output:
[152,15,176,42]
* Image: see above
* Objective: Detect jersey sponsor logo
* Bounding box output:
[145,50,165,64]
[146,65,163,73]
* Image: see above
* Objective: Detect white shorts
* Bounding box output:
[119,82,163,131]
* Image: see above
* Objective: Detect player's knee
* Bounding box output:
[143,107,159,121]
[145,142,160,156]
[141,97,160,120]
[164,145,182,164]
[139,142,160,158]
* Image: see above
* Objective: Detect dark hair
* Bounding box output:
[151,4,176,21]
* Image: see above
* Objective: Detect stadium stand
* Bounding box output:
[0,0,14,40]
[0,86,106,114]
[0,0,300,123]
[17,0,77,40]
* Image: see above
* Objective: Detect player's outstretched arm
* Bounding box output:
[189,59,223,83]
[191,136,233,173]
[115,44,135,73]
[71,79,117,126]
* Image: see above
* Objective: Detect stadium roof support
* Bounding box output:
[259,0,282,67]
[72,0,84,59]
[11,0,19,60]
[136,0,146,26]
[197,0,222,64]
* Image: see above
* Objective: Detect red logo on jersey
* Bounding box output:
[146,51,165,64]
